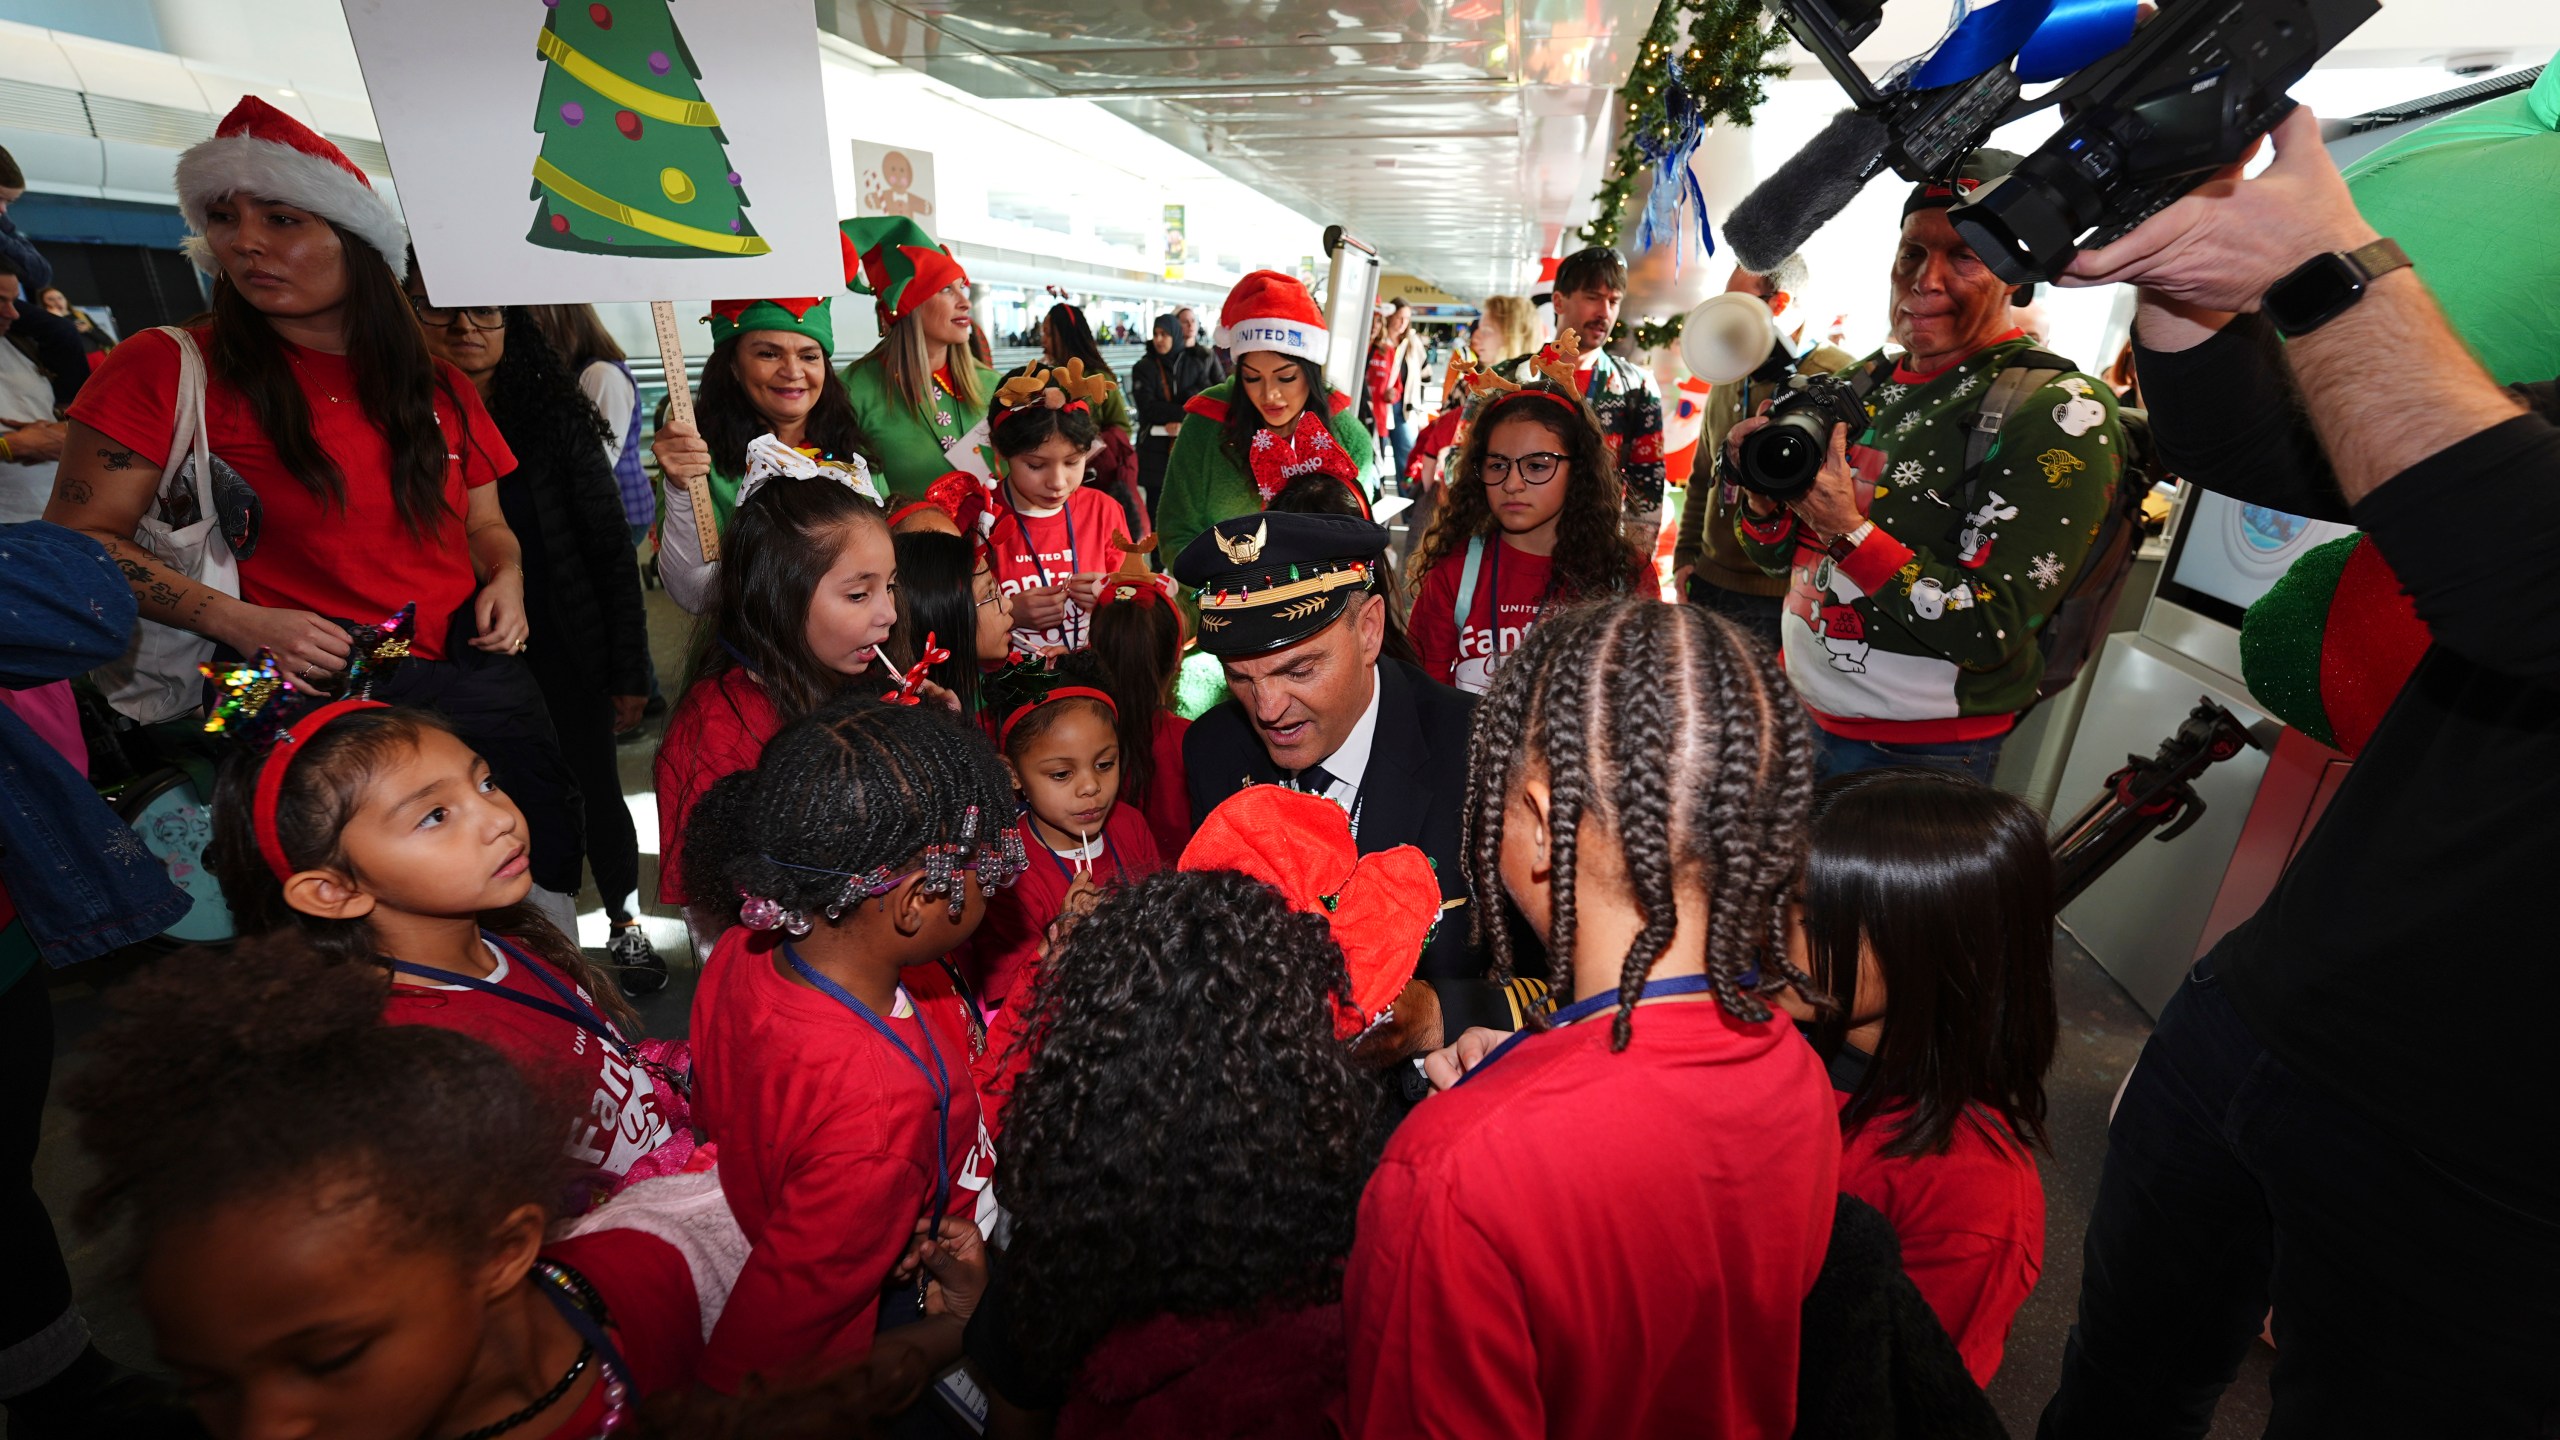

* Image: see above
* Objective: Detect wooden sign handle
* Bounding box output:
[652,301,719,563]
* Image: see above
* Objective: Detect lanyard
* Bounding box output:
[781,945,953,1231]
[1031,814,1126,885]
[386,934,629,1059]
[1456,973,1717,1086]
[1478,538,1554,674]
[998,490,1085,648]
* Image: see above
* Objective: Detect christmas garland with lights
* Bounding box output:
[1577,0,1789,348]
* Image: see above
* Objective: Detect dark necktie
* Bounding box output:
[1297,763,1339,797]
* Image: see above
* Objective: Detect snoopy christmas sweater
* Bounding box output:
[1734,334,2122,741]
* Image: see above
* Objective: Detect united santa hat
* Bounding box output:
[1216,269,1329,367]
[175,97,409,278]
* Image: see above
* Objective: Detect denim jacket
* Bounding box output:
[0,523,188,964]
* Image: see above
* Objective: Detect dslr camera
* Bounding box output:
[1772,0,2378,283]
[1736,372,1870,503]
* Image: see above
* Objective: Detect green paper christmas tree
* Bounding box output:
[526,0,768,258]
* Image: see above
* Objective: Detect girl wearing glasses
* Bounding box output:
[1407,384,1656,694]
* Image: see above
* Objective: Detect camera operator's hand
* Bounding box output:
[1725,413,1789,520]
[1788,423,1864,542]
[2059,107,2376,312]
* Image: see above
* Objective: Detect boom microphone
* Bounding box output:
[1724,108,1891,274]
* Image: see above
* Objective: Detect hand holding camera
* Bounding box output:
[1724,407,1863,542]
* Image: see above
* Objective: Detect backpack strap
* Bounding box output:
[1946,348,2077,525]
[1453,535,1487,633]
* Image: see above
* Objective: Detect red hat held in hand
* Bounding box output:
[1180,785,1440,1040]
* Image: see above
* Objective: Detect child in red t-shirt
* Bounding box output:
[677,698,1027,1398]
[982,366,1129,654]
[205,701,689,1210]
[655,470,901,913]
[966,659,1165,1019]
[1086,572,1193,858]
[1343,598,1838,1440]
[64,936,775,1439]
[1778,768,2057,1386]
[1407,383,1658,695]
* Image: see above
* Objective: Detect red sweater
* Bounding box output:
[653,669,781,907]
[1836,1095,2045,1386]
[1059,1304,1346,1440]
[1408,537,1658,696]
[688,929,998,1392]
[539,1226,704,1408]
[986,487,1128,653]
[960,807,1163,1012]
[1343,999,1837,1439]
[1130,712,1194,859]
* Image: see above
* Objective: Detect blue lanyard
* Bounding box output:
[385,933,629,1059]
[1456,973,1718,1086]
[1031,814,1125,885]
[999,487,1080,593]
[781,945,954,1230]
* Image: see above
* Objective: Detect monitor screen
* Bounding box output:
[2154,488,2359,630]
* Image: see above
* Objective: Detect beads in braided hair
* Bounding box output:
[1462,598,1822,1049]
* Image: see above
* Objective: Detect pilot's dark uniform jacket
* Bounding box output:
[1175,511,1546,1037]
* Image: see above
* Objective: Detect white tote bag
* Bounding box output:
[93,327,242,725]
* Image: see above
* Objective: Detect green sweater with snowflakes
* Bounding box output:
[1734,334,2123,740]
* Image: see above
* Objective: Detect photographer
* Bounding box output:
[2036,107,2558,1438]
[1729,152,2123,780]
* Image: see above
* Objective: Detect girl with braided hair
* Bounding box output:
[681,696,1024,1398]
[1342,597,1841,1440]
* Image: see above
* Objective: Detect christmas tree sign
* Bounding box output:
[340,0,840,305]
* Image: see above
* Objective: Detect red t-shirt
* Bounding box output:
[68,326,515,661]
[960,806,1163,1014]
[382,940,678,1196]
[689,928,998,1392]
[1343,999,1838,1440]
[986,487,1127,653]
[1130,712,1193,863]
[1409,537,1659,695]
[1835,1095,2045,1386]
[653,669,783,907]
[540,1226,703,1408]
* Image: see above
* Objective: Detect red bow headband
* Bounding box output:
[998,685,1116,747]
[251,699,390,882]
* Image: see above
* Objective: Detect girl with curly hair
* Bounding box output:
[679,696,1022,1398]
[64,933,746,1437]
[206,703,687,1211]
[1344,598,1840,1440]
[982,782,1436,1437]
[1406,384,1655,695]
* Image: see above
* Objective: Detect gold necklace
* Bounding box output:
[289,352,343,404]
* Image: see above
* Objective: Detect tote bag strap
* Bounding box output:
[151,326,215,523]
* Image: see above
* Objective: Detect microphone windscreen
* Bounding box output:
[1724,109,1892,274]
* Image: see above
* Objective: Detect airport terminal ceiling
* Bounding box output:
[818,0,1660,301]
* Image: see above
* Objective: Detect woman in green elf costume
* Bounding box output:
[1154,271,1373,570]
[652,295,864,613]
[839,215,1000,499]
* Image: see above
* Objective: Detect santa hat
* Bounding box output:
[840,216,968,332]
[1180,785,1440,1041]
[176,97,407,278]
[1217,270,1328,367]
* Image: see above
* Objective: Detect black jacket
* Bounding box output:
[488,402,650,700]
[1185,658,1537,1035]
[1793,1195,2007,1440]
[1131,347,1215,433]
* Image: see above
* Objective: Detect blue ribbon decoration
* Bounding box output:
[1899,0,2136,93]
[1634,79,1717,270]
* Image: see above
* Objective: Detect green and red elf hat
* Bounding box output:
[706,295,832,352]
[839,215,968,331]
[2238,534,2430,757]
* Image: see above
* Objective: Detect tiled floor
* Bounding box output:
[23,585,2278,1437]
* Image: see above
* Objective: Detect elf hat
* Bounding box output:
[1180,785,1440,1041]
[175,97,408,279]
[840,216,969,331]
[1217,270,1329,366]
[707,296,833,353]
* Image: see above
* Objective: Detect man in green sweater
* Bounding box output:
[1730,151,2123,780]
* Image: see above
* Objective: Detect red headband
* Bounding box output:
[252,699,390,882]
[999,685,1116,747]
[1494,388,1581,417]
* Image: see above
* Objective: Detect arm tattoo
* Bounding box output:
[98,446,137,471]
[113,554,152,583]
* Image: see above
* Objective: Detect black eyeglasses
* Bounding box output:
[1480,451,1567,486]
[408,299,504,330]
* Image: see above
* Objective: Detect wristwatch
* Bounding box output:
[1826,520,1875,560]
[2263,238,2412,340]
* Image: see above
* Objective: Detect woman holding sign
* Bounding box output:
[43,98,589,935]
[839,216,998,500]
[650,295,864,613]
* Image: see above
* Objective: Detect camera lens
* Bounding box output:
[1737,412,1829,503]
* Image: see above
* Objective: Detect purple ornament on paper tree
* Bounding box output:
[648,51,670,75]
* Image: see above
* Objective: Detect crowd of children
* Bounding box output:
[29,124,2073,1436]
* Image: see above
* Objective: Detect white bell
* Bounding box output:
[1678,291,1793,386]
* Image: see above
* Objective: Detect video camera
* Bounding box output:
[1749,0,2378,284]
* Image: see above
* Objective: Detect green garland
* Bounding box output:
[1578,0,1789,348]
